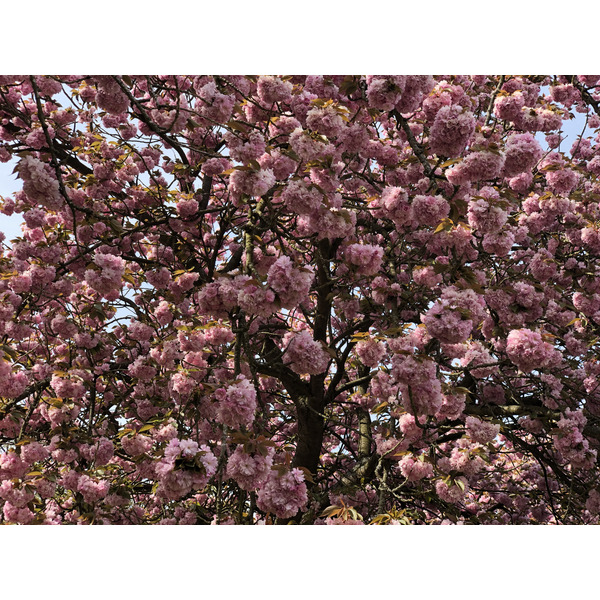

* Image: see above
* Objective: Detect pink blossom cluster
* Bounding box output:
[366,76,406,111]
[413,265,443,288]
[344,244,384,276]
[50,374,86,399]
[465,416,500,444]
[436,392,467,421]
[372,186,412,228]
[391,354,442,416]
[259,149,297,180]
[446,150,505,185]
[127,356,157,381]
[176,198,199,219]
[0,451,28,481]
[355,338,386,368]
[398,455,434,481]
[256,76,293,105]
[529,249,557,282]
[586,489,600,515]
[94,76,130,115]
[396,75,435,113]
[482,228,515,257]
[77,475,110,504]
[18,155,62,210]
[580,227,600,254]
[196,279,240,317]
[0,359,27,398]
[422,286,487,344]
[545,167,579,196]
[283,330,330,376]
[446,444,486,479]
[502,133,543,177]
[553,409,597,470]
[121,434,153,456]
[3,501,34,524]
[435,477,468,504]
[171,371,196,400]
[225,130,266,164]
[306,105,346,138]
[201,157,232,176]
[297,204,357,241]
[461,341,497,378]
[128,320,154,342]
[280,179,323,215]
[196,81,235,124]
[85,252,126,299]
[236,277,276,317]
[467,189,508,234]
[215,377,257,430]
[155,438,217,500]
[411,194,450,227]
[79,438,113,466]
[493,91,525,121]
[288,128,335,162]
[229,168,276,198]
[226,445,275,490]
[255,467,308,519]
[505,329,562,373]
[267,256,314,309]
[429,105,475,158]
[154,300,173,326]
[0,481,34,514]
[20,441,50,465]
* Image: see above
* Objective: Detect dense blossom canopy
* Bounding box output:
[0,75,600,524]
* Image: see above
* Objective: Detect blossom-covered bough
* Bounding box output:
[0,75,599,524]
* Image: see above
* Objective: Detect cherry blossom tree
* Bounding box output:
[0,75,599,524]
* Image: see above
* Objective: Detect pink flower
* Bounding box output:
[344,244,384,276]
[586,489,600,515]
[465,416,500,444]
[355,339,386,368]
[545,168,579,196]
[50,374,86,399]
[94,76,130,115]
[467,189,507,234]
[230,168,275,197]
[283,330,329,376]
[506,329,562,373]
[493,91,525,121]
[398,456,434,481]
[267,256,314,309]
[422,286,486,344]
[429,105,475,158]
[435,478,467,504]
[201,157,232,176]
[3,502,34,524]
[366,76,406,111]
[226,446,274,491]
[196,81,235,124]
[502,133,543,177]
[18,155,62,210]
[176,198,199,219]
[127,357,157,381]
[215,377,257,429]
[391,354,443,416]
[306,105,345,138]
[446,150,505,185]
[256,467,308,519]
[411,194,450,227]
[280,179,322,215]
[256,76,293,105]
